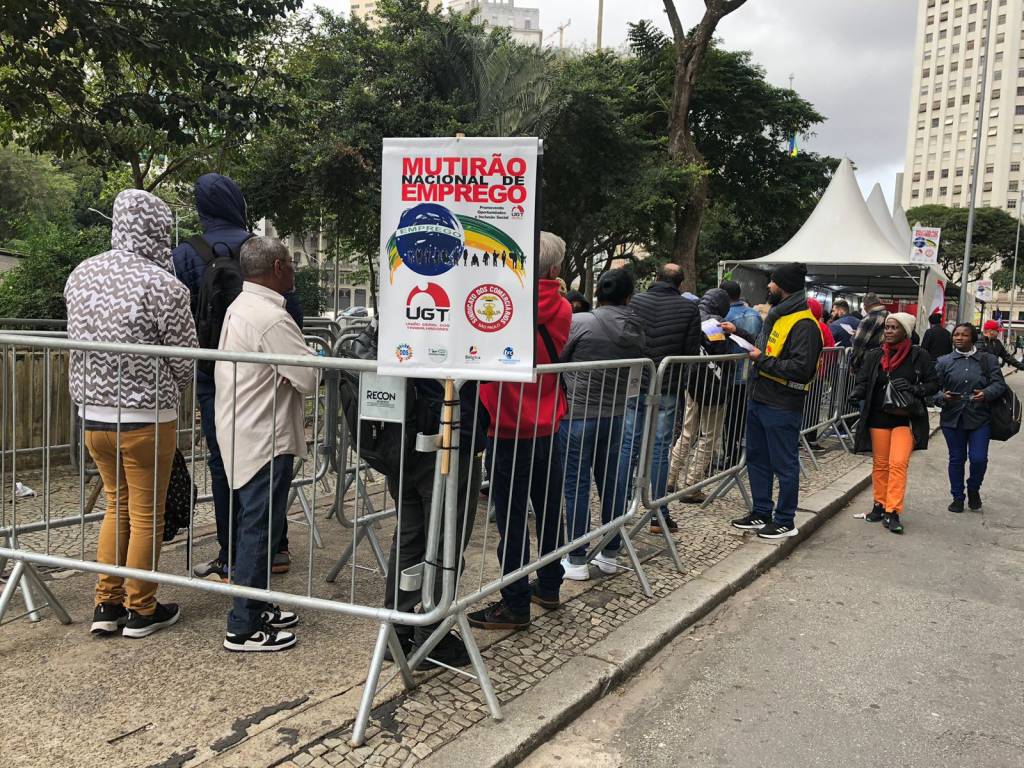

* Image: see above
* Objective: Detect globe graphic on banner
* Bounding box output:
[394,203,464,277]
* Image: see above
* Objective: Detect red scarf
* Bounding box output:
[881,338,911,372]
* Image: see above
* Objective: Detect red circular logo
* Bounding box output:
[465,284,514,332]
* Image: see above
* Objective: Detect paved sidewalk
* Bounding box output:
[1,440,867,768]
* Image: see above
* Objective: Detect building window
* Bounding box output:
[926,189,935,197]
[1010,199,1018,208]
[963,94,971,105]
[940,186,948,195]
[951,60,959,70]
[986,164,995,174]
[1013,162,1021,172]
[997,32,1006,44]
[912,172,922,182]
[927,170,936,180]
[992,89,1001,100]
[983,181,993,192]
[941,168,950,178]
[936,63,945,74]
[1017,105,1024,115]
[969,2,977,13]
[969,20,976,31]
[933,117,941,127]
[923,67,931,77]
[1011,181,1020,191]
[912,190,920,198]
[524,19,531,29]
[967,39,975,50]
[998,14,1006,25]
[995,70,1003,81]
[954,185,963,194]
[956,167,964,177]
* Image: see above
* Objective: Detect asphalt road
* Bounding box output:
[521,374,1024,768]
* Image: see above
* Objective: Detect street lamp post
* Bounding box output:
[597,0,604,49]
[1009,186,1023,343]
[958,0,994,323]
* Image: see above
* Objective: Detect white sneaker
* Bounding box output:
[594,553,621,575]
[560,556,590,581]
[223,628,297,653]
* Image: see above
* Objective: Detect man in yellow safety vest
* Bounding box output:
[731,262,823,540]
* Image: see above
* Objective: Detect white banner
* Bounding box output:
[910,226,941,265]
[377,137,540,381]
[976,278,993,303]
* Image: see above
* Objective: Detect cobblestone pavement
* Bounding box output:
[276,445,867,768]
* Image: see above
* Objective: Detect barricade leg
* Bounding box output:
[0,559,71,626]
[351,621,399,747]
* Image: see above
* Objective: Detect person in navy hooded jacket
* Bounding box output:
[173,173,303,580]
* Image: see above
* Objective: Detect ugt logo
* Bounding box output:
[406,282,451,323]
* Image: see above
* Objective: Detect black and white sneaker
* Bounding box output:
[731,514,769,530]
[757,522,798,540]
[122,602,180,639]
[223,627,297,653]
[90,602,128,636]
[866,503,885,523]
[261,605,299,630]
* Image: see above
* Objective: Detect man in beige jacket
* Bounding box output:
[215,236,318,652]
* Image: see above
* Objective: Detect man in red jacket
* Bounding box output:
[469,232,572,630]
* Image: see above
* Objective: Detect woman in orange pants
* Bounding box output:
[849,313,939,533]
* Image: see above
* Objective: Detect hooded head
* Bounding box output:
[699,287,731,321]
[195,173,247,231]
[109,189,172,271]
[806,297,824,321]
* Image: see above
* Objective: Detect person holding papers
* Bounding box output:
[668,288,756,503]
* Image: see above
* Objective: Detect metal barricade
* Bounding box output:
[799,346,854,468]
[627,353,753,572]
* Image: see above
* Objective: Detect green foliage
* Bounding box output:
[0,145,75,241]
[906,204,1019,285]
[294,266,324,317]
[0,0,302,188]
[0,222,109,319]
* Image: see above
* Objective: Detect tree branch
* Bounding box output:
[662,0,685,43]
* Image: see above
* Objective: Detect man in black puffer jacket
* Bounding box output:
[616,264,701,533]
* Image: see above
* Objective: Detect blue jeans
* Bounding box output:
[487,436,565,614]
[941,424,991,500]
[746,400,802,526]
[226,455,294,635]
[617,395,678,520]
[198,373,287,563]
[558,415,624,563]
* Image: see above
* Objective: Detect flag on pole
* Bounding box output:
[788,134,798,157]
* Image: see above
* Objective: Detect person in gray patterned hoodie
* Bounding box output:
[65,188,198,640]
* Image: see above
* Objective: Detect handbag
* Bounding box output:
[164,450,197,542]
[881,378,911,416]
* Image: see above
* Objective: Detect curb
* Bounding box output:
[420,459,873,768]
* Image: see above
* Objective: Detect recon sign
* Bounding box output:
[359,372,406,423]
[364,390,398,402]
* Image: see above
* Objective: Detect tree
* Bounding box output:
[0,221,109,319]
[0,146,75,242]
[627,22,836,289]
[906,204,1018,286]
[661,0,751,292]
[0,0,302,189]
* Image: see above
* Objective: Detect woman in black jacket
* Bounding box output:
[935,323,1007,513]
[850,313,939,534]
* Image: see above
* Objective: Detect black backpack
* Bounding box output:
[336,321,440,477]
[189,234,252,375]
[983,353,1022,441]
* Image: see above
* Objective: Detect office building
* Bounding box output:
[349,0,442,29]
[449,0,543,46]
[901,0,1024,214]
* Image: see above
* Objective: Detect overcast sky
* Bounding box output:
[312,0,919,207]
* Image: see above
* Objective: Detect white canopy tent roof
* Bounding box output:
[867,183,909,255]
[720,158,949,327]
[892,201,913,248]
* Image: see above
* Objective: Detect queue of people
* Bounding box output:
[63,175,1019,659]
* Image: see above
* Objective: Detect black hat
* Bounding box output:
[719,279,741,301]
[596,269,635,305]
[770,262,807,294]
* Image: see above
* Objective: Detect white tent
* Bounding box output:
[891,201,913,248]
[720,158,948,329]
[866,183,909,255]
